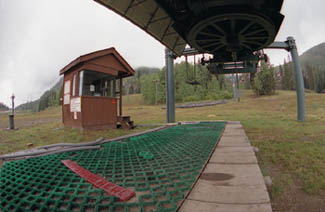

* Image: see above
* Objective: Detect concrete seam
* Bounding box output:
[187,198,271,205]
[208,162,258,165]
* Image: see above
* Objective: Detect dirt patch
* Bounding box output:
[272,186,325,212]
[272,175,325,212]
[262,164,325,212]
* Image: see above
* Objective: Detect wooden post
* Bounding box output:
[119,78,122,117]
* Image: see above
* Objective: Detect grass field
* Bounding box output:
[1,90,325,211]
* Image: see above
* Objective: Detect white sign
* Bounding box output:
[90,84,95,92]
[70,97,81,112]
[64,80,71,94]
[64,94,70,105]
[74,112,77,120]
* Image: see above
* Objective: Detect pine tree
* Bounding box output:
[314,66,325,93]
[304,63,314,90]
[253,62,276,96]
[281,59,295,90]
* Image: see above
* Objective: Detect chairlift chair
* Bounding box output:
[185,55,201,85]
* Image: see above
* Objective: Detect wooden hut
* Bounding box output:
[59,47,135,129]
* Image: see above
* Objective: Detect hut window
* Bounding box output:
[72,74,77,96]
[81,70,115,97]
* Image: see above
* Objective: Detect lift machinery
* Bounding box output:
[95,0,305,122]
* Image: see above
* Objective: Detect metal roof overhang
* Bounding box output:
[94,0,187,57]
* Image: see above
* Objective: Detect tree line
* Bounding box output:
[246,58,325,96]
[15,43,325,112]
[278,59,325,93]
[303,63,325,93]
[125,62,233,105]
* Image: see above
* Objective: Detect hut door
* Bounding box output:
[107,79,119,114]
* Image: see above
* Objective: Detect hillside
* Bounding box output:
[16,66,160,112]
[0,102,9,111]
[300,42,325,67]
[275,42,325,92]
[16,78,63,112]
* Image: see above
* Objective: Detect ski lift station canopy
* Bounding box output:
[94,1,306,122]
[59,47,135,129]
[95,0,284,61]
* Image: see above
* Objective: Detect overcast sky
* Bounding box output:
[0,0,324,107]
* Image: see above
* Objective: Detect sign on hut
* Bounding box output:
[59,47,135,129]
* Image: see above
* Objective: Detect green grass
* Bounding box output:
[124,90,325,196]
[1,90,325,198]
[0,106,152,156]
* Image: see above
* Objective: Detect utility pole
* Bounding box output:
[153,80,159,105]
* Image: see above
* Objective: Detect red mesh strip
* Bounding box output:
[62,160,135,201]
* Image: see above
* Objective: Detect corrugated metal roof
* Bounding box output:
[94,0,187,56]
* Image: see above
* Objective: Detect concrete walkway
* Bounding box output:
[179,121,272,212]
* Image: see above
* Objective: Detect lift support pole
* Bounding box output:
[165,37,305,122]
[165,48,175,123]
[267,37,306,121]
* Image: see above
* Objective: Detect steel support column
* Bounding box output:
[267,37,306,122]
[165,48,175,123]
[287,37,305,121]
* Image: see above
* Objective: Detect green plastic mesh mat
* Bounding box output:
[0,122,225,212]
